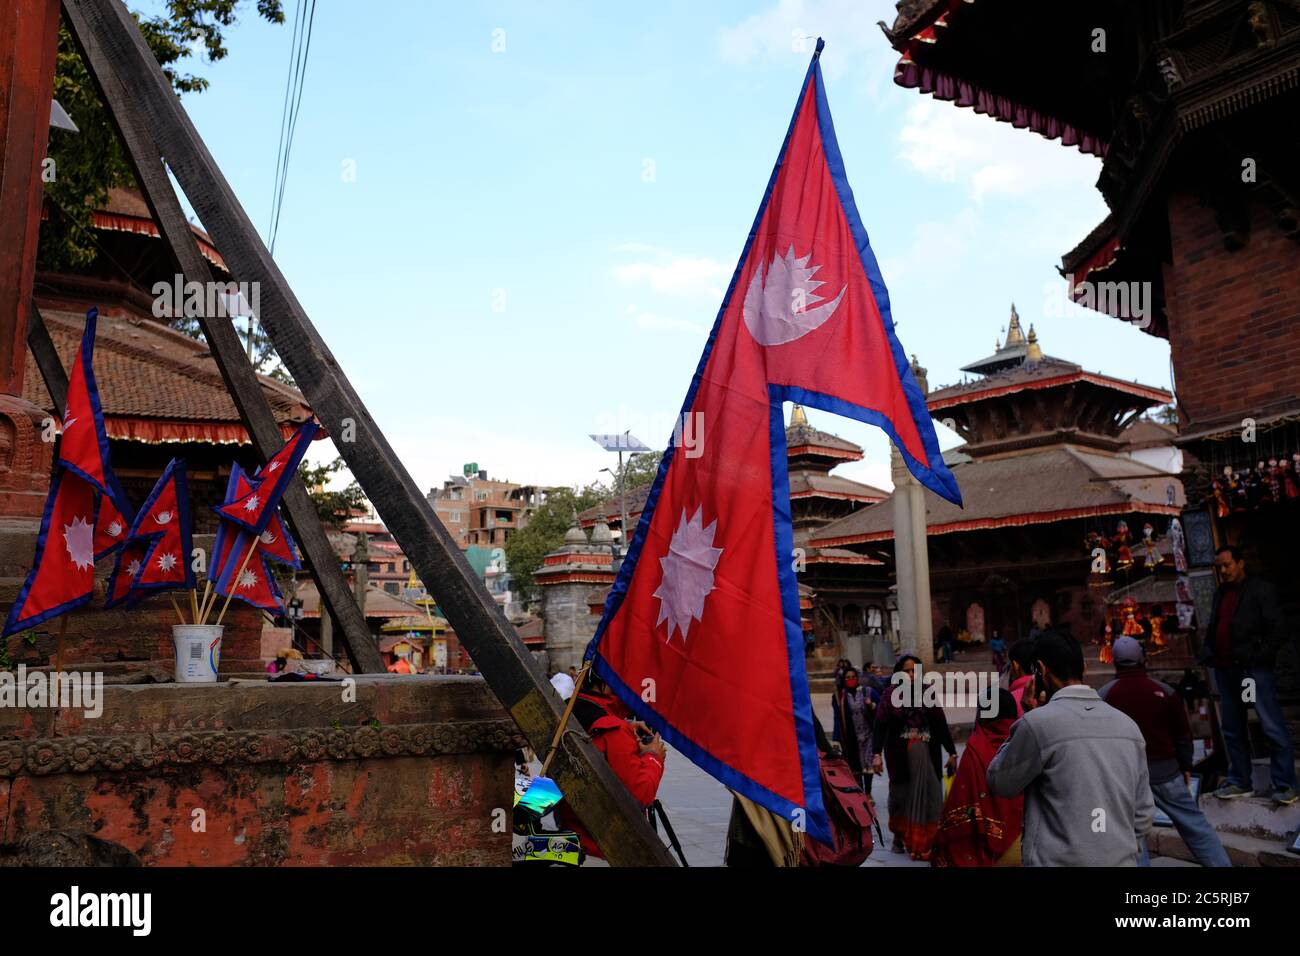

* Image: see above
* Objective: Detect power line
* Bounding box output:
[267,0,318,255]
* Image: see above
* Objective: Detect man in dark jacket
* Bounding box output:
[1101,637,1230,866]
[1201,546,1297,804]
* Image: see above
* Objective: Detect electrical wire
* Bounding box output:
[267,0,318,255]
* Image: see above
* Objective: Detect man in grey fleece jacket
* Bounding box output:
[988,631,1154,866]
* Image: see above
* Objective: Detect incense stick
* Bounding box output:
[198,579,214,623]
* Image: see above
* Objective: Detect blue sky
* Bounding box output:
[153,0,1172,494]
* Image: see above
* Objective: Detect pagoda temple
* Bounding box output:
[880,0,1300,648]
[812,308,1185,645]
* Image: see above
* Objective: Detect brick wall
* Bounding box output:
[1162,193,1300,429]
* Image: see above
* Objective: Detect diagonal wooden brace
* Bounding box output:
[58,8,383,674]
[60,0,674,865]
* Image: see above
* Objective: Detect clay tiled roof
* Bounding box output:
[24,307,312,444]
[1120,418,1177,449]
[788,471,888,501]
[927,360,1171,411]
[785,421,864,459]
[810,447,1184,546]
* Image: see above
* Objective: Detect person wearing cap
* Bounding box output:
[1100,637,1231,867]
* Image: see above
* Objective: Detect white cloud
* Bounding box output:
[876,207,978,288]
[612,245,729,301]
[897,98,1102,201]
[718,0,898,99]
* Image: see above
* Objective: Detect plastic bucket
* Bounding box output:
[172,624,223,683]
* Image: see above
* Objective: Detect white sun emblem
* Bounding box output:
[652,507,723,642]
[238,568,258,590]
[742,245,846,346]
[156,552,177,572]
[243,494,261,512]
[127,558,142,578]
[154,510,174,525]
[106,519,123,537]
[63,515,95,571]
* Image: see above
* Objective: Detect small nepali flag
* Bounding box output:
[211,464,300,579]
[584,40,961,847]
[209,464,246,586]
[117,459,195,597]
[3,469,99,635]
[213,422,317,535]
[57,307,134,549]
[213,548,284,613]
[94,491,131,561]
[104,538,152,609]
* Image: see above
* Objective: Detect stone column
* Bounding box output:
[891,442,933,665]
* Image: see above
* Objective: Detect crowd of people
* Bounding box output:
[532,547,1293,867]
[822,544,1296,867]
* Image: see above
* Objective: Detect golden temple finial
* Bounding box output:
[1004,303,1025,348]
[1026,323,1043,362]
[789,404,809,427]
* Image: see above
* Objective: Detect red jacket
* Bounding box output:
[556,692,664,858]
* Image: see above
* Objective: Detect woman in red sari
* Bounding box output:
[933,688,1024,867]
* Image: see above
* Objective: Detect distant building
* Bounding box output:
[427,467,535,550]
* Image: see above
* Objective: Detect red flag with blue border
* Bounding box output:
[213,422,317,535]
[584,40,961,847]
[57,307,134,538]
[125,459,195,594]
[3,469,99,635]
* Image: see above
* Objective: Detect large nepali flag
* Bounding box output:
[3,470,99,635]
[584,40,961,846]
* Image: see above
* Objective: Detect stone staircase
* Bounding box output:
[1148,759,1300,867]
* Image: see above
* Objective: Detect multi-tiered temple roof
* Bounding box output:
[811,309,1183,551]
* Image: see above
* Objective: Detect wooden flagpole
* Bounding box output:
[212,536,259,627]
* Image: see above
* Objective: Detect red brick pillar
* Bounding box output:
[0,0,61,517]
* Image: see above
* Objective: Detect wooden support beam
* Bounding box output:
[61,0,674,865]
[26,302,67,413]
[61,3,383,674]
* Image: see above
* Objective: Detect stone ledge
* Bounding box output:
[0,717,523,777]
